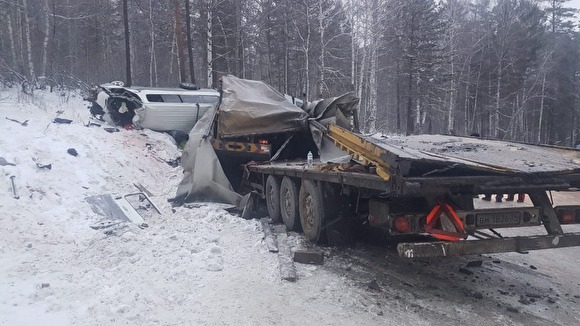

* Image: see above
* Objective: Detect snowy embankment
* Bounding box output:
[0,88,405,326]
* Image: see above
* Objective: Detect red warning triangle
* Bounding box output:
[424,203,467,241]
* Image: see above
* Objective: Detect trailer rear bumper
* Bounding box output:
[397,233,580,258]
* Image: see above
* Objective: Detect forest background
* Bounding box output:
[1,0,580,145]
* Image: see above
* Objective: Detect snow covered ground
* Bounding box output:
[1,88,579,326]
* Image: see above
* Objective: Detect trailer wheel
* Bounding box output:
[280,177,300,231]
[265,175,282,222]
[299,179,325,242]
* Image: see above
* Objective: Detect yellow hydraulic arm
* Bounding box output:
[326,124,393,181]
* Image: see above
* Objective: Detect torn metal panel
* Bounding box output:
[85,193,154,225]
[175,104,242,205]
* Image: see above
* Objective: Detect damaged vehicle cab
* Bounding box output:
[94,82,220,133]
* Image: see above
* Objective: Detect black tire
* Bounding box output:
[265,175,281,223]
[323,183,353,246]
[299,179,325,243]
[280,177,300,231]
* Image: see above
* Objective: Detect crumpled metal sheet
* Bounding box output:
[175,78,360,205]
[217,75,309,138]
[175,105,242,205]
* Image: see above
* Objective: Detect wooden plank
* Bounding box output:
[260,218,278,253]
[273,225,297,282]
[293,250,324,265]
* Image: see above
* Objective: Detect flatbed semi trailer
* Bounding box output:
[242,124,580,258]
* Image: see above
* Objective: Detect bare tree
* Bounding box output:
[123,0,132,86]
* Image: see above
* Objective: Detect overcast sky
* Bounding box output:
[569,0,580,10]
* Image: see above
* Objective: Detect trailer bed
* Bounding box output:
[369,134,580,176]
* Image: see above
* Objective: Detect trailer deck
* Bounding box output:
[370,134,580,176]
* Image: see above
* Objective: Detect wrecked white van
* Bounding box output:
[94,82,220,133]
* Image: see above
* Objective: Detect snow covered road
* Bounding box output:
[1,89,579,325]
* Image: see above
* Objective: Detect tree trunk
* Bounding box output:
[406,58,414,135]
[7,10,17,67]
[22,0,35,81]
[538,73,546,143]
[318,0,325,98]
[206,0,213,87]
[185,0,196,84]
[149,0,158,86]
[283,1,289,93]
[303,1,311,100]
[41,0,50,77]
[447,60,455,134]
[173,0,187,83]
[123,0,132,86]
[356,37,367,132]
[396,59,401,132]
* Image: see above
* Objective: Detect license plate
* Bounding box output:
[476,212,521,227]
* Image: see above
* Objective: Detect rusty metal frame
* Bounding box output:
[398,233,580,258]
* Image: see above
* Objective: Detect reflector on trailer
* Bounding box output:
[394,216,411,233]
[424,203,467,241]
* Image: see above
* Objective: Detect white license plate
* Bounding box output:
[476,212,521,227]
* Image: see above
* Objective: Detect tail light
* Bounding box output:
[258,139,269,145]
[555,206,580,224]
[557,209,575,224]
[394,216,411,233]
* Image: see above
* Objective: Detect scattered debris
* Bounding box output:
[53,118,73,124]
[0,157,16,166]
[506,306,520,313]
[133,182,153,197]
[32,158,52,170]
[273,225,297,282]
[9,175,19,199]
[5,117,28,126]
[367,280,381,291]
[184,203,203,209]
[39,283,50,289]
[471,291,484,299]
[104,127,120,133]
[466,260,483,268]
[526,293,542,299]
[67,148,78,156]
[85,192,160,226]
[90,219,123,230]
[85,119,102,127]
[458,268,473,275]
[260,218,278,253]
[293,250,324,265]
[167,130,190,147]
[165,157,181,168]
[518,295,531,305]
[529,265,537,270]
